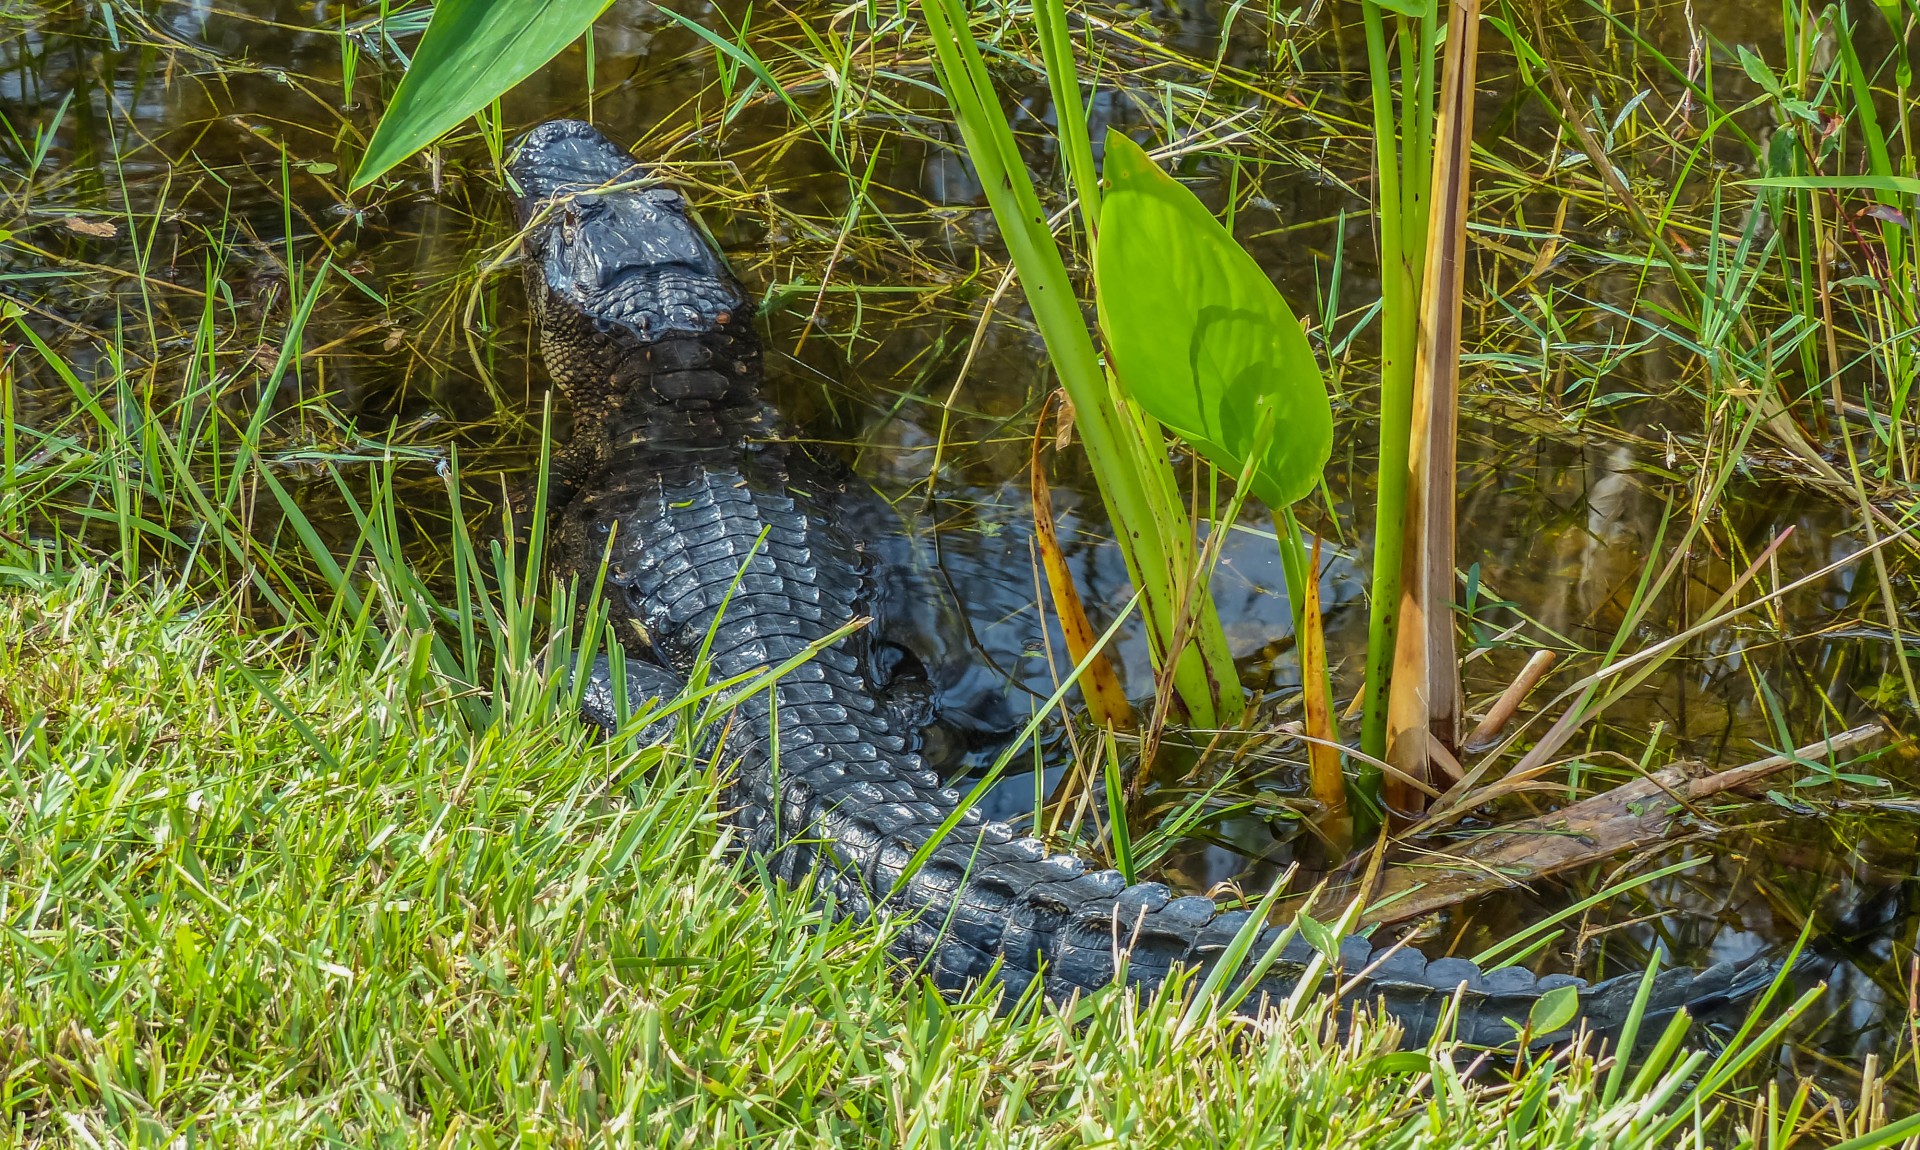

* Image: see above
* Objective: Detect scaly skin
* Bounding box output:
[510,119,1772,1048]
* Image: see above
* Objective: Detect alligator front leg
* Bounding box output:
[579,653,686,744]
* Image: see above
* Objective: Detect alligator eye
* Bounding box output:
[561,204,580,242]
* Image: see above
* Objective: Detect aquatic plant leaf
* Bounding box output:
[350,0,615,191]
[1527,984,1580,1036]
[1293,910,1337,959]
[1736,46,1783,96]
[1094,133,1330,509]
[916,0,1244,728]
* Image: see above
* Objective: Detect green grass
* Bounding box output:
[0,546,1904,1147]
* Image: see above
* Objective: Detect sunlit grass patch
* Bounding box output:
[0,566,1900,1148]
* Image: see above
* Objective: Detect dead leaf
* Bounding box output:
[1385,0,1478,819]
[1032,392,1130,730]
[62,216,117,238]
[1861,203,1910,228]
[1300,534,1352,854]
[1358,724,1880,926]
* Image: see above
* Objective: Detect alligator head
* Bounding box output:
[508,119,751,408]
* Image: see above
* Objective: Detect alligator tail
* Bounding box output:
[849,801,1777,1048]
[589,659,1776,1050]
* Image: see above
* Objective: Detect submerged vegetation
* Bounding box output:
[4,0,1920,1142]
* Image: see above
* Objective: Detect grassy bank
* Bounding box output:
[0,558,1901,1147]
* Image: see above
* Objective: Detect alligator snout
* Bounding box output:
[513,120,747,357]
[508,118,638,202]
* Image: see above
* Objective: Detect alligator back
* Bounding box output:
[510,119,1773,1049]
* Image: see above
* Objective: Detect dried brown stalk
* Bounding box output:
[1031,390,1132,729]
[1384,0,1478,819]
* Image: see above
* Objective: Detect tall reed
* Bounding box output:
[1356,0,1440,772]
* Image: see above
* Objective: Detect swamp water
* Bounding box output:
[3,0,1917,1098]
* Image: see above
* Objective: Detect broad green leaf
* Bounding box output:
[1748,174,1920,196]
[1095,132,1331,509]
[1527,984,1581,1036]
[350,0,615,191]
[1736,46,1782,97]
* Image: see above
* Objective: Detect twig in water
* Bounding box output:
[1359,724,1882,927]
[1462,649,1558,754]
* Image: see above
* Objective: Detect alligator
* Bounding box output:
[509,118,1775,1049]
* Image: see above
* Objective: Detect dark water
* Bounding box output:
[5,0,1917,1092]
